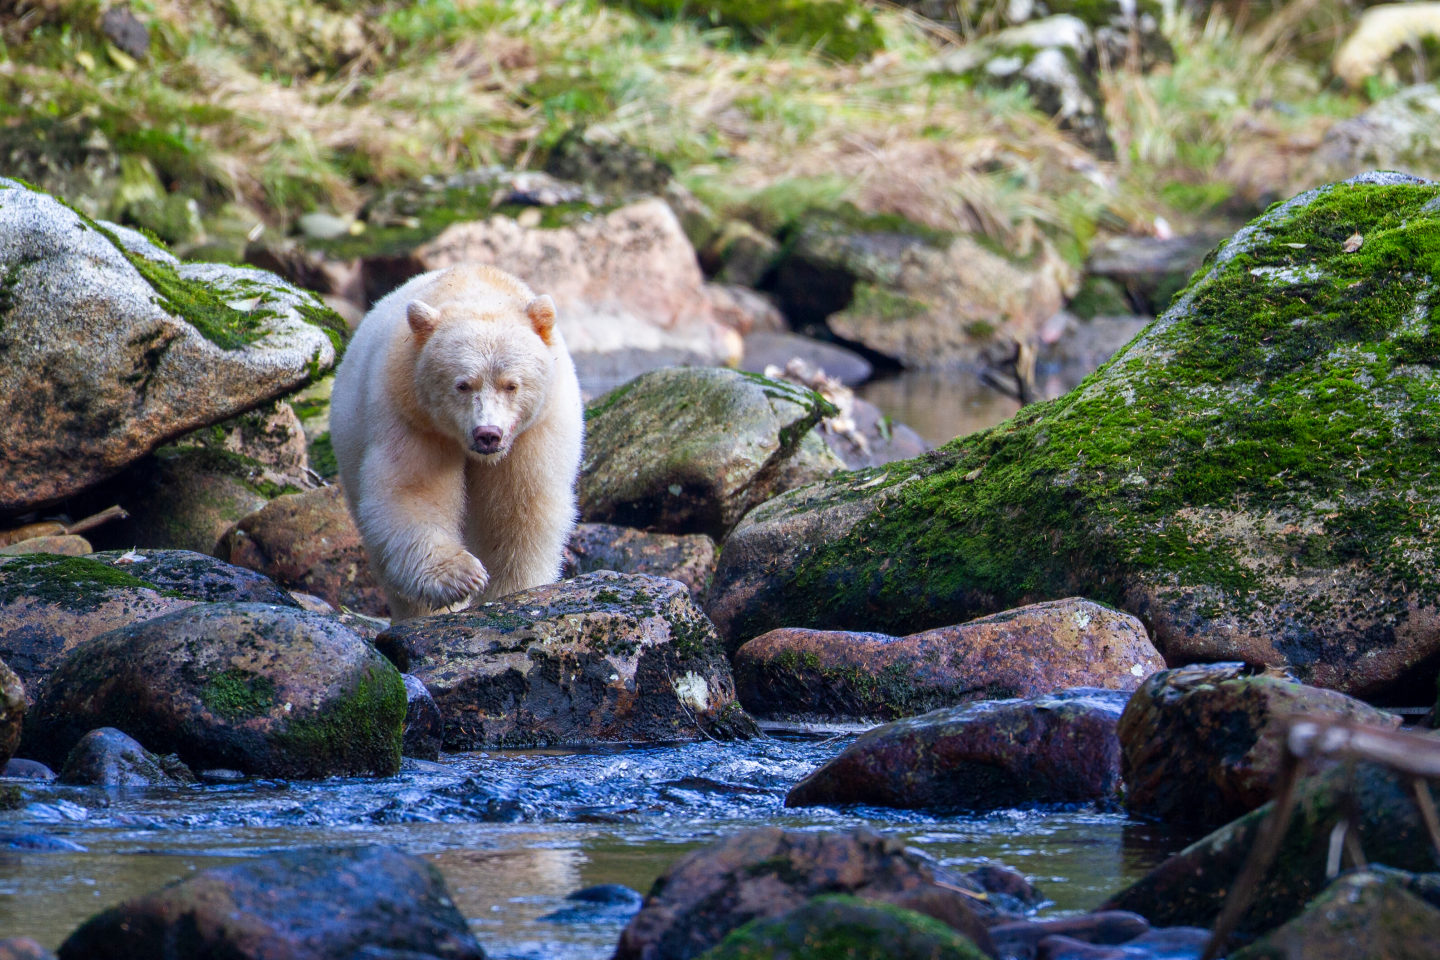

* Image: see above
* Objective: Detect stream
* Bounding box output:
[0,734,1190,956]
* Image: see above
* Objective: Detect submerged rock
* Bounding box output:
[988,911,1152,960]
[786,689,1129,811]
[59,727,196,787]
[580,368,842,540]
[614,827,1000,960]
[696,894,990,960]
[1230,869,1440,960]
[0,177,343,514]
[731,597,1160,716]
[376,572,756,748]
[25,602,405,779]
[56,846,487,960]
[563,523,717,604]
[708,173,1440,701]
[1119,662,1400,829]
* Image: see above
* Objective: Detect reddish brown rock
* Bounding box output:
[1119,662,1402,829]
[563,523,717,603]
[0,659,23,769]
[786,688,1129,811]
[221,484,386,616]
[0,535,92,557]
[732,597,1162,718]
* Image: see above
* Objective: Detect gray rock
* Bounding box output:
[401,674,443,761]
[563,523,718,604]
[741,332,874,387]
[1314,82,1440,181]
[59,727,196,787]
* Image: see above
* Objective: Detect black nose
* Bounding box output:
[472,426,503,452]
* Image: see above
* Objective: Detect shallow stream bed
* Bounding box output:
[0,736,1188,956]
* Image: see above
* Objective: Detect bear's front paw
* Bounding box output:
[417,549,489,610]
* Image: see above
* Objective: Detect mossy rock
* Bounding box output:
[1230,869,1440,960]
[696,894,990,960]
[709,173,1440,701]
[610,0,884,62]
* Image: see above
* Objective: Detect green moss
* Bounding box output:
[275,659,406,776]
[201,668,278,720]
[308,432,338,479]
[611,0,884,62]
[0,554,165,609]
[838,283,927,325]
[698,894,989,959]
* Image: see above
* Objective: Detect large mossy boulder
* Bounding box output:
[375,572,756,748]
[24,602,406,778]
[1230,869,1440,960]
[57,846,486,960]
[580,368,842,540]
[709,173,1440,700]
[0,178,344,515]
[1120,662,1401,829]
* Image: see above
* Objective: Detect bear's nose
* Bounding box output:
[472,426,503,453]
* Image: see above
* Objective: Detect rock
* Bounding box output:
[401,674,443,761]
[989,912,1152,960]
[544,127,674,199]
[768,208,1074,368]
[695,894,991,960]
[1313,83,1440,182]
[410,199,743,388]
[706,220,782,288]
[24,602,406,779]
[1119,662,1401,829]
[58,727,196,787]
[786,688,1129,811]
[1103,762,1440,938]
[0,536,91,557]
[563,523,718,604]
[898,0,1171,70]
[706,173,1440,702]
[1037,926,1210,959]
[56,845,487,960]
[91,549,299,606]
[1,759,55,780]
[220,484,386,617]
[703,283,788,337]
[1230,869,1440,960]
[244,237,364,303]
[614,827,1001,960]
[1085,231,1227,315]
[0,658,22,769]
[580,368,843,540]
[540,883,645,924]
[0,178,344,515]
[732,597,1161,714]
[0,939,57,960]
[375,572,756,748]
[741,331,874,387]
[0,553,200,694]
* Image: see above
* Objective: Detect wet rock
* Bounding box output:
[967,862,1043,914]
[1119,662,1401,829]
[696,894,991,960]
[25,602,406,779]
[0,553,200,695]
[1085,231,1227,315]
[733,598,1161,716]
[1103,762,1440,938]
[0,178,343,515]
[220,484,387,617]
[703,283,787,338]
[990,912,1151,960]
[0,535,91,557]
[411,199,742,384]
[580,368,843,540]
[614,827,1000,960]
[563,523,717,604]
[90,549,299,607]
[1313,83,1440,182]
[376,572,756,748]
[544,127,674,199]
[706,173,1440,702]
[0,833,85,851]
[760,358,929,470]
[540,883,645,924]
[56,845,486,960]
[1037,926,1209,959]
[0,939,57,960]
[1,759,55,780]
[1230,869,1440,960]
[58,727,196,787]
[401,674,443,761]
[706,220,781,288]
[0,658,22,768]
[741,332,874,388]
[786,689,1129,811]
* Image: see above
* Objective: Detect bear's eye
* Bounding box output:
[503,382,519,393]
[455,381,472,393]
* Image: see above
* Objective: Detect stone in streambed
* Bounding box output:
[401,674,443,761]
[58,727,195,787]
[1230,869,1440,960]
[0,658,22,770]
[563,523,717,605]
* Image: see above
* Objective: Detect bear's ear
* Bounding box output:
[407,300,441,344]
[526,295,556,345]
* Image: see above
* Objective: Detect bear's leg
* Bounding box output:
[355,438,487,618]
[465,472,576,601]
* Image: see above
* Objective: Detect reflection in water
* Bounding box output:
[0,739,1187,959]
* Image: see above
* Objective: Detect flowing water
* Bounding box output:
[0,735,1189,956]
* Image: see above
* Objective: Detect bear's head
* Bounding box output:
[408,294,559,461]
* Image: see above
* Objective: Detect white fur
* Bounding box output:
[331,265,584,620]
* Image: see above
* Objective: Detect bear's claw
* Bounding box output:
[418,549,489,608]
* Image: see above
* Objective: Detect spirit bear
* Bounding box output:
[330,264,584,621]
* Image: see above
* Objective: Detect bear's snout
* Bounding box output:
[472,425,504,454]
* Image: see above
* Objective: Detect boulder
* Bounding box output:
[89,550,299,607]
[563,523,718,604]
[0,536,91,557]
[58,727,196,787]
[56,846,486,960]
[707,173,1440,702]
[0,658,22,769]
[786,688,1129,811]
[220,484,386,617]
[1035,925,1210,958]
[1119,662,1401,829]
[988,912,1152,960]
[614,827,1001,960]
[695,894,990,960]
[24,602,406,778]
[401,674,443,761]
[1313,83,1440,182]
[732,597,1161,716]
[1,759,54,780]
[741,331,874,388]
[0,178,343,514]
[1085,231,1228,315]
[375,572,757,748]
[580,368,843,540]
[1230,869,1440,960]
[1103,763,1440,938]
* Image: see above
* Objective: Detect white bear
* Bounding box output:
[330,264,584,621]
